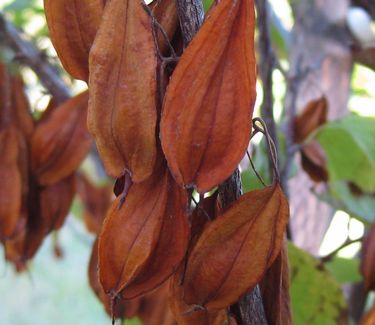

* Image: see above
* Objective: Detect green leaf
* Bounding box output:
[202,0,214,11]
[123,318,141,325]
[325,257,362,284]
[289,243,347,325]
[318,181,375,224]
[315,115,375,193]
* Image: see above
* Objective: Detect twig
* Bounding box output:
[0,14,70,103]
[255,0,292,242]
[320,237,363,263]
[246,150,266,187]
[175,0,204,46]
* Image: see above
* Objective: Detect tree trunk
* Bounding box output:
[287,0,353,255]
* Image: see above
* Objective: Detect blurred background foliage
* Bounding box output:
[1,0,375,324]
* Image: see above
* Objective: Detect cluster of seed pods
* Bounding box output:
[0,63,92,270]
[43,0,290,323]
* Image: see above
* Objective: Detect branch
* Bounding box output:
[175,0,204,46]
[0,13,70,103]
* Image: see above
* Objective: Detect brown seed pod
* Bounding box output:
[88,0,158,182]
[88,238,141,319]
[0,126,22,240]
[22,174,76,261]
[300,141,328,182]
[98,162,189,300]
[31,91,92,185]
[182,183,289,310]
[160,0,257,193]
[294,97,328,144]
[44,0,105,81]
[10,75,34,137]
[170,267,236,325]
[151,0,179,55]
[361,223,375,292]
[138,281,176,325]
[260,239,293,325]
[76,174,113,235]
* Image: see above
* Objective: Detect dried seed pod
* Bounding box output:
[0,62,12,128]
[183,183,289,310]
[88,0,157,182]
[300,141,328,182]
[361,223,375,292]
[294,97,327,143]
[98,163,189,299]
[22,174,76,261]
[170,268,235,325]
[138,282,176,325]
[31,91,91,185]
[260,240,292,325]
[88,238,141,319]
[160,0,257,193]
[40,174,76,231]
[76,174,113,234]
[44,0,105,81]
[0,126,22,240]
[10,75,34,137]
[151,0,179,55]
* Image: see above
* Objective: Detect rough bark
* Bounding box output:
[175,0,204,46]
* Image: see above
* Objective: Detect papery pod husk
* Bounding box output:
[88,0,158,182]
[4,233,27,272]
[170,194,237,325]
[160,0,256,193]
[14,174,76,264]
[170,267,236,325]
[39,174,76,232]
[44,0,105,81]
[0,62,12,128]
[294,97,327,144]
[0,126,22,240]
[37,97,58,124]
[31,91,92,185]
[88,238,141,319]
[151,0,179,55]
[138,282,177,325]
[10,75,34,137]
[183,183,289,310]
[260,239,292,325]
[98,161,189,299]
[361,223,375,292]
[300,141,328,182]
[76,173,112,234]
